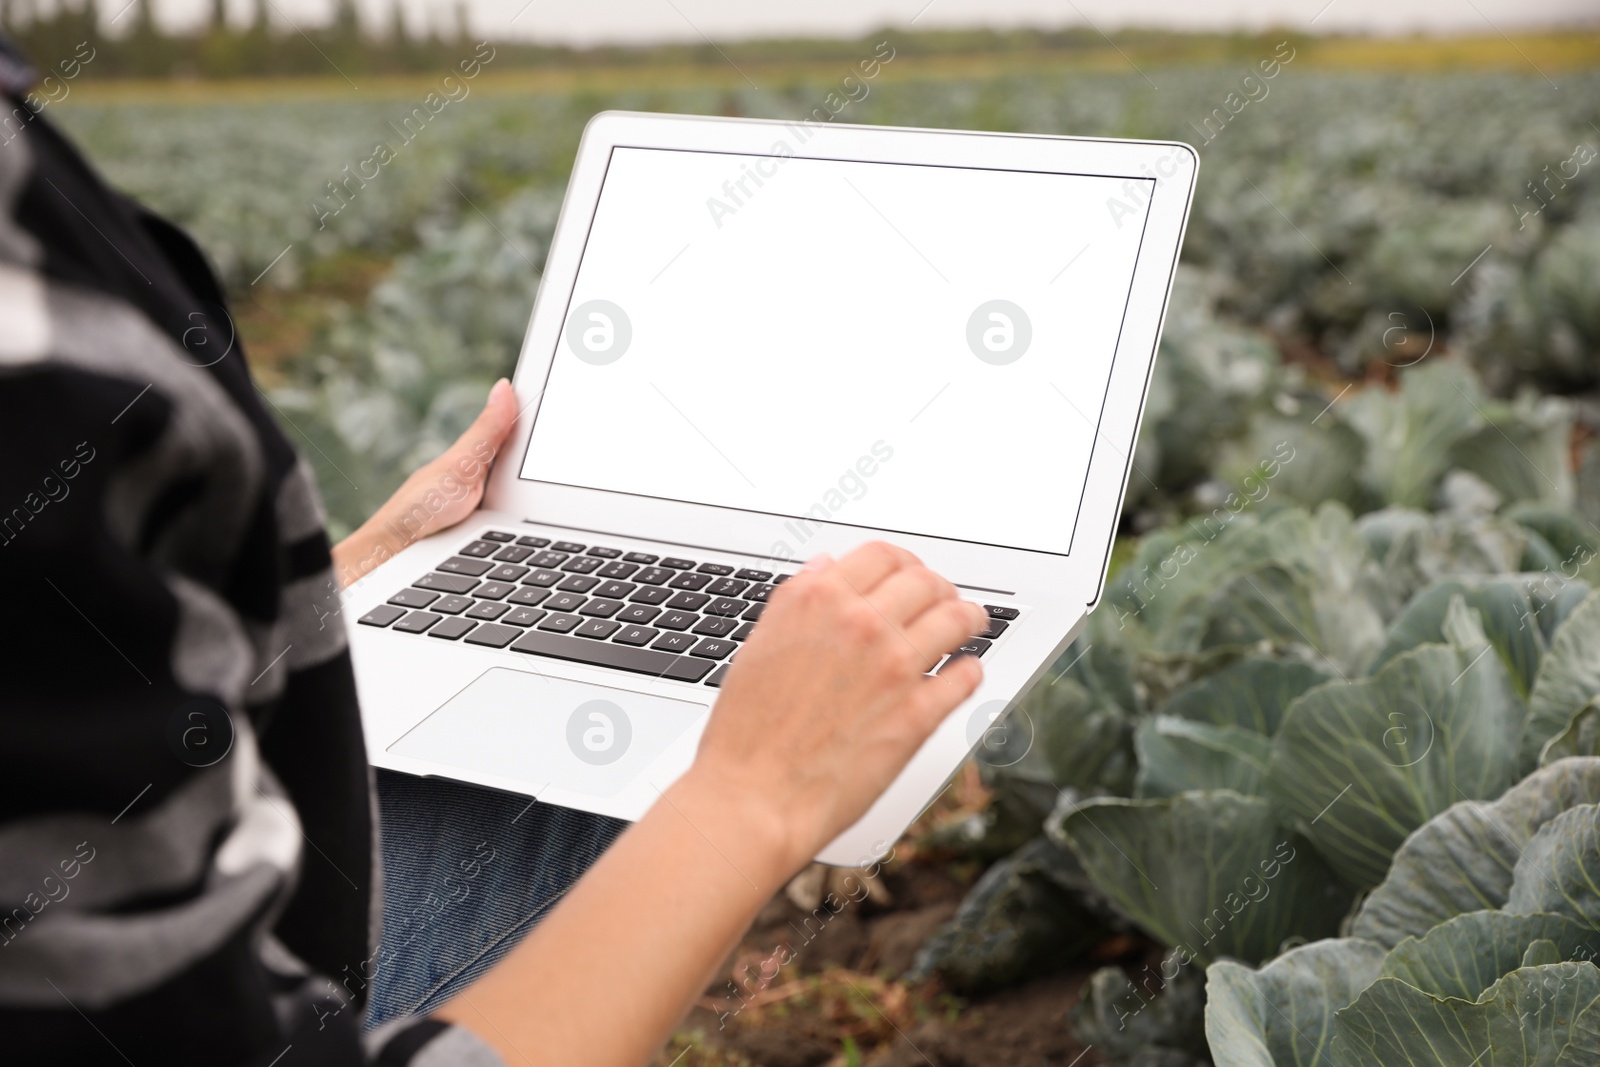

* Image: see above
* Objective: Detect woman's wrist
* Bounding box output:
[330,514,402,588]
[665,761,815,895]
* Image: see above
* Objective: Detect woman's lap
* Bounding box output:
[363,769,627,1028]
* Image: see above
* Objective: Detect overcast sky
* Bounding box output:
[155,0,1597,40]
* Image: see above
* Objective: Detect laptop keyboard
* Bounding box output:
[358,529,1020,687]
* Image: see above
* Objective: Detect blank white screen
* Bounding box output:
[521,146,1152,555]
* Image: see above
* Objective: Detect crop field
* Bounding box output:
[52,48,1600,1066]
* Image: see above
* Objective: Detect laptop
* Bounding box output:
[346,111,1196,866]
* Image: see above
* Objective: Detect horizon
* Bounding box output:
[5,0,1597,42]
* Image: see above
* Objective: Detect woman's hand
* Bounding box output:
[438,541,986,1065]
[678,541,988,875]
[330,378,518,588]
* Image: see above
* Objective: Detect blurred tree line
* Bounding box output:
[2,0,488,78]
[0,1,1317,82]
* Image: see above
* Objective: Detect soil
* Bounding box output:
[659,855,1104,1067]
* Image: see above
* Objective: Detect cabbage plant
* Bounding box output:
[1205,758,1600,1066]
[916,509,1600,1036]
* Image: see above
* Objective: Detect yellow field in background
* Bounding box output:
[62,30,1600,106]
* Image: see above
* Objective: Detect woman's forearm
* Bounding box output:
[434,766,801,1065]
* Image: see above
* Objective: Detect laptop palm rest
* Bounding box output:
[388,667,710,799]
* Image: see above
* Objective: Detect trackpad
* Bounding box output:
[388,668,710,799]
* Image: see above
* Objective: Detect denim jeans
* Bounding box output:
[364,769,628,1028]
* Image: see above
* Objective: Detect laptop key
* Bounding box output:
[985,605,1020,620]
[594,580,637,600]
[772,574,793,585]
[628,586,672,606]
[466,600,511,620]
[735,568,772,582]
[660,557,695,569]
[503,607,546,627]
[634,567,673,586]
[562,557,603,575]
[438,556,493,577]
[575,619,621,640]
[415,573,479,594]
[394,610,442,633]
[954,638,992,657]
[706,598,746,618]
[537,613,582,634]
[492,545,534,563]
[653,632,697,653]
[522,568,563,587]
[979,618,1010,639]
[482,531,515,542]
[460,540,500,558]
[667,592,711,611]
[742,602,766,622]
[731,622,757,641]
[515,535,551,548]
[580,599,624,618]
[744,584,774,603]
[623,552,659,564]
[529,551,568,568]
[428,617,477,641]
[656,610,697,631]
[545,593,586,612]
[431,595,474,615]
[586,546,622,559]
[359,604,406,628]
[614,625,660,646]
[706,664,731,687]
[695,562,734,576]
[509,630,713,683]
[508,587,551,607]
[473,582,516,601]
[487,564,529,583]
[668,572,711,591]
[690,638,735,660]
[388,588,439,609]
[464,623,519,648]
[597,561,639,580]
[706,578,748,597]
[693,616,738,637]
[558,575,600,593]
[552,541,586,553]
[618,604,662,624]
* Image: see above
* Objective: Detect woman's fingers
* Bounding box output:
[831,540,919,597]
[449,378,518,469]
[334,380,521,586]
[865,564,958,632]
[902,597,987,667]
[426,377,517,500]
[783,544,973,668]
[912,652,984,728]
